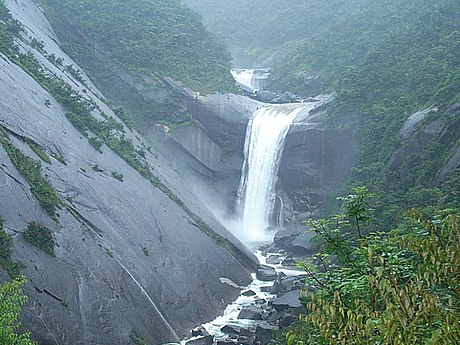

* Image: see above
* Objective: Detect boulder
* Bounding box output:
[221,325,242,335]
[400,108,438,140]
[185,335,214,345]
[280,313,296,327]
[242,289,257,297]
[238,306,263,320]
[271,91,300,104]
[254,90,278,103]
[217,340,236,345]
[389,104,460,184]
[436,146,460,183]
[291,231,316,254]
[274,230,298,250]
[260,286,272,293]
[266,255,282,265]
[237,335,255,345]
[279,276,307,294]
[282,256,297,266]
[270,290,304,312]
[255,325,278,345]
[255,298,267,305]
[256,265,278,281]
[273,225,315,254]
[191,327,209,337]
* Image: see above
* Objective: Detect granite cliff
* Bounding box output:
[0,1,256,344]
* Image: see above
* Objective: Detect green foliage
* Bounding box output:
[286,190,460,344]
[37,0,235,94]
[187,0,460,225]
[32,0,237,129]
[23,222,56,257]
[0,216,21,277]
[111,171,124,182]
[220,143,234,162]
[1,136,62,221]
[51,152,66,165]
[182,0,318,66]
[26,140,52,164]
[336,187,374,239]
[113,106,134,129]
[0,276,36,345]
[0,1,21,55]
[88,137,103,152]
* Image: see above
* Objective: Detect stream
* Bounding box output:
[181,69,321,345]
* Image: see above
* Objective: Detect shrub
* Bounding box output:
[26,140,52,164]
[287,189,460,344]
[0,276,36,345]
[0,216,21,277]
[1,137,62,220]
[23,222,56,257]
[111,171,124,182]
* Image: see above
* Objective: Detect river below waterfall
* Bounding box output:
[182,249,306,345]
[180,71,326,345]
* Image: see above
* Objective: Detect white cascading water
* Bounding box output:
[231,69,255,89]
[236,104,305,243]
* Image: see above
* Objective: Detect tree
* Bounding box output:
[0,276,36,345]
[287,190,460,344]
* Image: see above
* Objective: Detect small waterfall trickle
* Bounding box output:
[231,68,271,90]
[276,194,284,228]
[231,69,255,89]
[236,104,305,243]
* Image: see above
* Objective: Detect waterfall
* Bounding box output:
[231,69,255,89]
[236,104,305,243]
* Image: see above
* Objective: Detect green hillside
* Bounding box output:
[184,0,460,224]
[35,0,236,127]
[39,0,235,93]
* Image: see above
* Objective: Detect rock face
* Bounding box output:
[0,1,257,344]
[151,93,263,212]
[279,109,360,219]
[389,104,460,185]
[154,89,359,222]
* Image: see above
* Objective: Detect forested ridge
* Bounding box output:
[38,0,235,93]
[33,0,237,128]
[184,0,460,226]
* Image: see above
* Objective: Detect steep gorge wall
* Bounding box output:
[154,90,359,222]
[0,1,256,344]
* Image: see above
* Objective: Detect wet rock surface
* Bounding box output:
[183,243,312,345]
[256,265,278,281]
[159,82,355,222]
[0,1,257,344]
[390,104,460,185]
